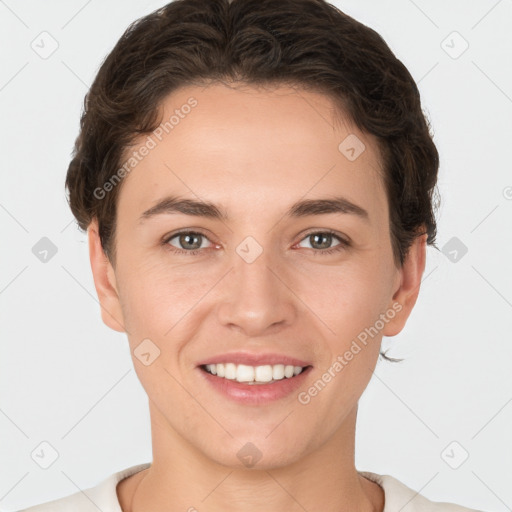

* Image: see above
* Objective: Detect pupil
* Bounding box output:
[312,233,331,249]
[181,233,200,249]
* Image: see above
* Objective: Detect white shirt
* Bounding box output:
[18,463,482,512]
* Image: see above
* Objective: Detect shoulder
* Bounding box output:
[16,463,152,512]
[359,471,483,512]
[17,491,100,512]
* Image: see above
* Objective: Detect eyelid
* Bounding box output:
[298,227,350,244]
[162,228,217,249]
[162,227,213,240]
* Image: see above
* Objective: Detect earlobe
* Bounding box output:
[382,232,427,337]
[88,219,126,333]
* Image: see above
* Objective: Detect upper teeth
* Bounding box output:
[205,363,305,383]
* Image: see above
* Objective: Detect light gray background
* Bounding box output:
[1,0,511,510]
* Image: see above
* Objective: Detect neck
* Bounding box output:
[120,402,384,512]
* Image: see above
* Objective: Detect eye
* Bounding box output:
[163,230,214,255]
[295,230,350,255]
[161,229,350,257]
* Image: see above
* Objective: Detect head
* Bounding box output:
[65,0,439,469]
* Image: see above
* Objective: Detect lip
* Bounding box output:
[196,352,312,367]
[197,365,313,405]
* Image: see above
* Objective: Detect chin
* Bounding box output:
[202,433,310,471]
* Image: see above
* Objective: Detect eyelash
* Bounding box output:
[161,229,350,256]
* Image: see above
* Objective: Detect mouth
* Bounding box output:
[200,363,311,385]
[197,362,313,404]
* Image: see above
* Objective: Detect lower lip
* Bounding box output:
[198,366,312,405]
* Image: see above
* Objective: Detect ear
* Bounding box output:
[88,218,126,333]
[382,231,427,337]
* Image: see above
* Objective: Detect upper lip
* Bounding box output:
[197,352,312,368]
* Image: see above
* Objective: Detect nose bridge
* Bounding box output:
[216,236,296,334]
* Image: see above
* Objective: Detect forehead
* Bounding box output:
[117,83,388,229]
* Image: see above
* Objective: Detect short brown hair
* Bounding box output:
[65,0,440,360]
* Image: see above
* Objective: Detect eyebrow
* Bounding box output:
[139,195,370,224]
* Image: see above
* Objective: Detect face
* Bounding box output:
[89,83,425,469]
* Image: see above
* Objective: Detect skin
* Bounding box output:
[88,82,426,511]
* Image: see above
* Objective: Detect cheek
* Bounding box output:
[116,258,218,336]
[306,266,389,410]
[292,258,391,337]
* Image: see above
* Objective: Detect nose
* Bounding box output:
[216,244,298,337]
